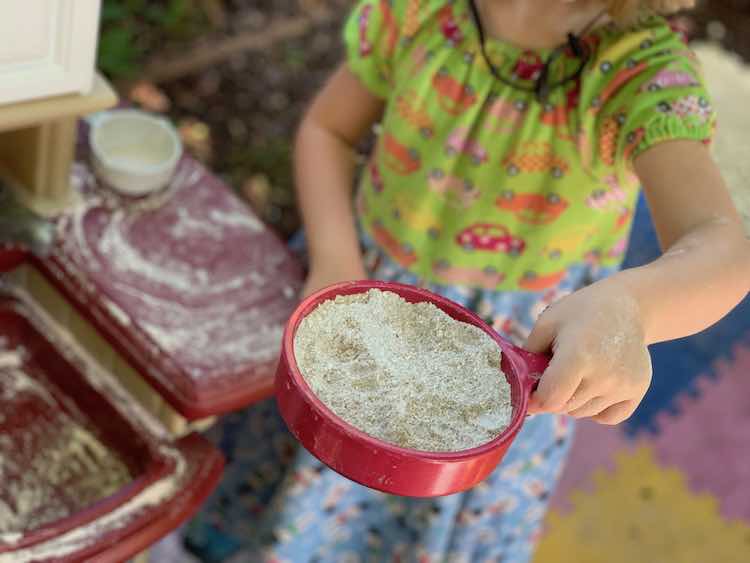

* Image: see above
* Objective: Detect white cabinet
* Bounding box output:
[0,0,114,216]
[0,0,101,106]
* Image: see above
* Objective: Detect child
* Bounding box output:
[186,1,750,561]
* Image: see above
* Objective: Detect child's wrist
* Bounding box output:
[308,251,365,277]
[603,269,653,345]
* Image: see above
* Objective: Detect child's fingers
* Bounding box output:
[529,343,583,413]
[563,380,604,412]
[567,396,612,418]
[591,399,638,425]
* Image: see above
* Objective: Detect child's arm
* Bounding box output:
[294,64,385,297]
[621,140,749,342]
[526,140,750,424]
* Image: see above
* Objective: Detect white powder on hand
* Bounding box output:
[293,289,512,452]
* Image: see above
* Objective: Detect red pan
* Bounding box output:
[275,281,550,497]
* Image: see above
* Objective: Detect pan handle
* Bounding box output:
[509,344,551,394]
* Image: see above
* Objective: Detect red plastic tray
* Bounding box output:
[0,244,26,274]
[31,156,304,420]
[0,291,224,562]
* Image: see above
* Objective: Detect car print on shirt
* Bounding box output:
[403,0,422,38]
[391,195,442,239]
[432,67,477,115]
[513,51,545,81]
[540,226,598,260]
[668,94,713,124]
[599,111,627,167]
[378,0,399,58]
[591,59,650,114]
[640,68,698,92]
[519,269,567,291]
[539,80,581,136]
[383,133,421,175]
[371,220,418,268]
[502,141,570,178]
[396,91,435,138]
[495,190,569,225]
[428,168,481,209]
[433,260,506,289]
[539,103,566,129]
[438,3,464,46]
[586,174,626,210]
[409,44,432,75]
[456,223,526,256]
[484,95,527,134]
[445,127,488,165]
[358,4,374,57]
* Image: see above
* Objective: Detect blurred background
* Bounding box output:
[98,0,349,240]
[96,0,748,240]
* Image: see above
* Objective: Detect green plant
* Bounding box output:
[98,2,142,78]
[97,0,205,79]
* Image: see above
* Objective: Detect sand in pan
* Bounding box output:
[294,289,512,452]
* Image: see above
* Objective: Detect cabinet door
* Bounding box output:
[0,0,101,106]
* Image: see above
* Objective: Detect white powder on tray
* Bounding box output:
[0,284,189,561]
[0,367,132,537]
[294,289,512,452]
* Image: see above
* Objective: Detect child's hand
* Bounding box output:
[524,280,652,425]
[302,260,368,299]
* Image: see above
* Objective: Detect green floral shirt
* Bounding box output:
[346,0,715,291]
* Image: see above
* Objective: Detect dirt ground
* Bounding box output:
[117,0,750,239]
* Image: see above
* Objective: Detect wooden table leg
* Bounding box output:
[0,116,79,216]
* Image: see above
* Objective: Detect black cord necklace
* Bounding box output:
[467,0,605,102]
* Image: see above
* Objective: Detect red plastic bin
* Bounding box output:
[0,244,26,274]
[29,155,304,421]
[0,290,224,562]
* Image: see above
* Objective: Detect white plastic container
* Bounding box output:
[89,109,182,197]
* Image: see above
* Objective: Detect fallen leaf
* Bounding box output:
[178,118,213,162]
[129,81,171,112]
[242,174,272,211]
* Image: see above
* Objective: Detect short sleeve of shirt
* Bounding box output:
[343,0,404,99]
[584,19,716,171]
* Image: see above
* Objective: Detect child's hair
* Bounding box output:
[607,0,696,23]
